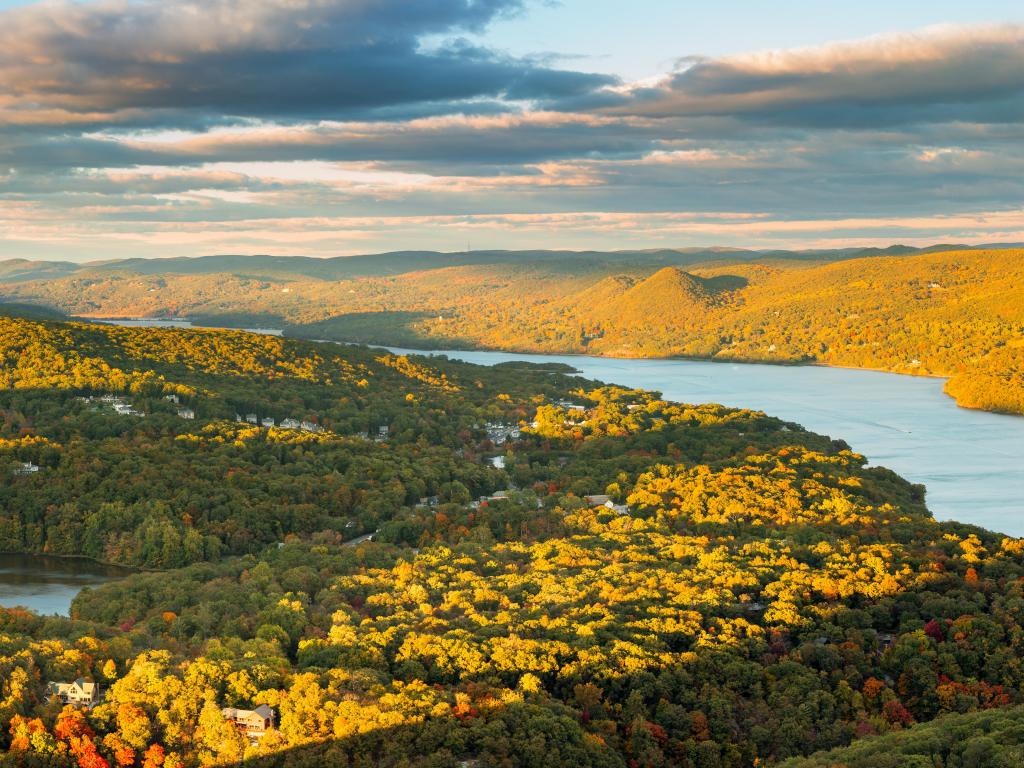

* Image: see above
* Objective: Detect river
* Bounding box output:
[0,553,131,616]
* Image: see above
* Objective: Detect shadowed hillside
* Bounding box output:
[781,705,1024,767]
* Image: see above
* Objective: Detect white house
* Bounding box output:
[177,408,195,420]
[48,679,100,708]
[604,500,631,516]
[113,401,143,416]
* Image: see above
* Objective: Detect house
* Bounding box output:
[300,421,321,433]
[113,401,142,416]
[164,394,180,405]
[222,705,275,743]
[479,491,510,505]
[245,413,259,424]
[48,679,100,708]
[555,400,586,412]
[13,461,40,476]
[484,422,521,446]
[488,456,506,470]
[584,494,611,507]
[603,500,630,516]
[177,408,195,420]
[375,425,390,441]
[261,417,276,428]
[280,418,301,430]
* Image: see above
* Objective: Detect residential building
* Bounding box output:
[113,401,143,416]
[48,679,100,708]
[479,491,510,505]
[484,422,521,446]
[245,413,259,424]
[177,408,195,420]
[603,500,631,516]
[261,417,276,428]
[280,418,301,430]
[13,461,40,476]
[222,705,276,743]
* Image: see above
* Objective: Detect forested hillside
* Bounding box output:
[2,318,1024,766]
[782,705,1024,767]
[1,247,1021,416]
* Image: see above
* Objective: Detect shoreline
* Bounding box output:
[70,314,1019,419]
[0,550,142,574]
[384,343,952,383]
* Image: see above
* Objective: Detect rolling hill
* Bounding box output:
[0,245,1021,415]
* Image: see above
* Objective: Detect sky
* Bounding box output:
[2,1,1024,261]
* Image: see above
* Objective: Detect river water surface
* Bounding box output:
[0,553,130,616]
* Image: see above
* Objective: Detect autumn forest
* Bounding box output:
[0,314,1023,767]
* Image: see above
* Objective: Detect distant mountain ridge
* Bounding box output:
[1,242,1021,282]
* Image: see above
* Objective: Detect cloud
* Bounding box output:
[0,0,612,126]
[606,24,1024,127]
[2,9,1024,260]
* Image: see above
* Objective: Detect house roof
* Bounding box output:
[223,704,275,722]
[49,678,97,694]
